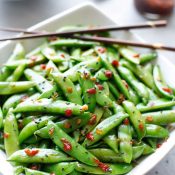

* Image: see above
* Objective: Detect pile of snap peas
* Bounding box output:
[0,26,175,175]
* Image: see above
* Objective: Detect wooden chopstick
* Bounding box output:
[73,35,175,51]
[0,20,167,41]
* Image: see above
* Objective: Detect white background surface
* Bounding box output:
[0,1,175,175]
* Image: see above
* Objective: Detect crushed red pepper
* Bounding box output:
[122,80,129,89]
[64,122,71,129]
[65,109,73,117]
[3,132,10,139]
[162,87,172,94]
[133,53,140,58]
[61,138,72,151]
[24,149,39,157]
[86,132,94,141]
[20,95,29,103]
[138,122,144,131]
[105,70,113,79]
[48,127,55,136]
[94,159,110,172]
[67,87,73,93]
[29,165,39,170]
[97,84,104,90]
[146,116,153,122]
[156,143,162,148]
[40,64,46,70]
[97,47,106,54]
[87,88,96,94]
[111,60,119,67]
[88,114,97,125]
[123,118,130,125]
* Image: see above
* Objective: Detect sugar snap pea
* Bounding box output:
[25,168,50,175]
[14,99,85,115]
[0,108,3,129]
[51,72,82,105]
[8,148,73,163]
[139,52,157,64]
[47,121,99,166]
[35,113,90,138]
[83,112,128,147]
[4,109,20,157]
[0,81,35,95]
[44,162,75,175]
[123,101,146,140]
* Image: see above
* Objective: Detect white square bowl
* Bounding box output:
[0,2,175,175]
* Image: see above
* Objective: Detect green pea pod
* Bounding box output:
[153,65,173,99]
[89,146,144,163]
[8,43,25,62]
[108,82,120,99]
[44,162,75,175]
[75,162,132,175]
[8,148,73,163]
[51,72,82,105]
[6,64,26,82]
[147,88,159,101]
[50,39,97,47]
[47,121,98,166]
[118,124,132,163]
[140,52,157,64]
[142,142,155,155]
[118,66,149,104]
[146,138,157,149]
[145,124,169,138]
[103,130,119,153]
[25,168,50,175]
[42,46,69,63]
[120,59,155,89]
[14,166,25,175]
[3,93,32,115]
[25,69,56,99]
[102,108,113,119]
[137,99,175,112]
[94,68,109,81]
[95,85,113,108]
[128,86,140,105]
[0,107,3,129]
[4,109,20,157]
[64,59,101,82]
[35,113,90,138]
[119,47,140,64]
[78,69,96,112]
[19,116,55,143]
[75,84,82,97]
[14,99,84,116]
[123,101,146,140]
[83,112,128,147]
[0,66,12,81]
[39,140,49,149]
[142,110,175,125]
[81,107,104,136]
[71,48,81,57]
[0,81,35,95]
[5,54,45,69]
[69,170,82,175]
[100,57,130,100]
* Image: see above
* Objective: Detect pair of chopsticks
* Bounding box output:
[0,20,174,52]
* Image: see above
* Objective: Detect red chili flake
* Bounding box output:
[67,87,73,93]
[162,87,172,94]
[146,116,153,122]
[24,149,39,157]
[133,53,140,58]
[88,114,97,125]
[40,64,46,70]
[156,143,162,148]
[30,165,39,170]
[87,88,96,95]
[97,47,106,54]
[81,105,88,111]
[117,94,125,104]
[65,109,72,117]
[48,36,58,41]
[46,66,54,72]
[64,122,71,129]
[105,70,113,79]
[86,132,94,141]
[50,173,56,175]
[20,95,29,103]
[96,128,103,135]
[90,77,96,82]
[123,118,130,125]
[122,80,129,89]
[111,60,119,67]
[60,54,65,58]
[61,138,72,151]
[94,159,110,172]
[83,72,90,79]
[138,122,144,131]
[3,132,9,139]
[18,121,24,129]
[49,127,55,136]
[76,119,82,125]
[97,84,104,90]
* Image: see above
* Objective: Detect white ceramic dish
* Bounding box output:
[0,2,175,175]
